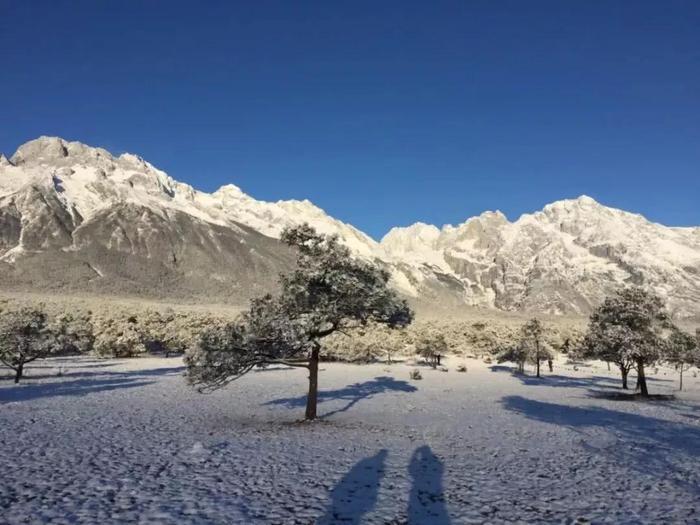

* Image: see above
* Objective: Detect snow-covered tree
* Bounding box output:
[497,343,529,373]
[0,307,60,383]
[521,318,548,377]
[93,314,147,358]
[580,287,670,397]
[53,312,95,355]
[416,333,448,368]
[140,309,185,357]
[665,328,699,391]
[497,319,553,376]
[186,224,413,420]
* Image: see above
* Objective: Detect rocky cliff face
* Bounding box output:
[1,136,698,318]
[381,196,700,318]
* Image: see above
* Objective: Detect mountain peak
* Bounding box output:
[214,183,246,197]
[11,136,69,165]
[10,136,117,167]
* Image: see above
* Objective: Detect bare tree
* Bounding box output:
[186,224,413,420]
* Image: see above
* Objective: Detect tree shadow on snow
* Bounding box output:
[0,376,156,403]
[0,366,184,403]
[408,446,451,524]
[263,376,417,418]
[317,450,388,524]
[0,365,186,382]
[489,365,671,393]
[501,395,700,493]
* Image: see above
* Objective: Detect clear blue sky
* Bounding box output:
[1,1,698,238]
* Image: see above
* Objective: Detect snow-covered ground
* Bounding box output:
[1,356,699,524]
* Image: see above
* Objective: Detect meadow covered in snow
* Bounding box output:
[2,355,699,524]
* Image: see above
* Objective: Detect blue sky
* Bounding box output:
[1,1,698,239]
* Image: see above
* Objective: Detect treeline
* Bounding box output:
[0,302,229,382]
[323,318,583,363]
[496,288,700,395]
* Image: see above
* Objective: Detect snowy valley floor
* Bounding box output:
[1,356,700,524]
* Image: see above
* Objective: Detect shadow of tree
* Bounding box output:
[0,377,155,403]
[263,376,417,417]
[408,446,451,524]
[501,395,700,493]
[317,450,388,524]
[0,366,185,403]
[490,365,671,391]
[1,365,187,382]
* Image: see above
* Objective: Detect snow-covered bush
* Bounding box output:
[93,315,147,358]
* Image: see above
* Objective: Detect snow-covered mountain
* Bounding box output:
[1,136,698,318]
[381,197,700,318]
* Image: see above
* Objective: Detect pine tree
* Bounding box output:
[580,287,670,397]
[186,224,413,420]
[0,308,60,383]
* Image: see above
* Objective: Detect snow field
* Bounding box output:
[1,356,699,524]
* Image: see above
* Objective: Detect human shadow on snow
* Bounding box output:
[408,446,451,524]
[263,376,417,417]
[318,446,451,524]
[501,395,700,493]
[317,449,388,524]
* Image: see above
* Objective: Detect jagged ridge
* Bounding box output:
[1,136,698,318]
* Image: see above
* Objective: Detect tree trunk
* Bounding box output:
[679,367,684,392]
[14,363,23,384]
[637,360,649,397]
[606,361,610,371]
[620,366,628,390]
[547,359,553,373]
[305,346,320,420]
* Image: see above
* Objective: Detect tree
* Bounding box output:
[53,311,95,355]
[666,328,699,391]
[497,343,529,373]
[93,314,146,358]
[416,333,448,369]
[497,319,553,376]
[522,319,547,378]
[186,224,413,420]
[0,308,59,383]
[140,309,183,357]
[580,287,670,397]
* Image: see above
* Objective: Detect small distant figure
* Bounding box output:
[547,358,553,373]
[436,354,442,366]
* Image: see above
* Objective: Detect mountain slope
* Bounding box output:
[1,136,698,318]
[381,196,700,318]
